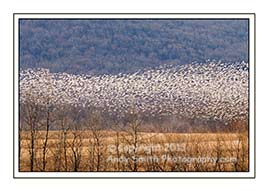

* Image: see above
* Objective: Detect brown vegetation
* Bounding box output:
[19,129,248,172]
[19,100,248,172]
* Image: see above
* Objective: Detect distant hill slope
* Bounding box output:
[19,19,248,75]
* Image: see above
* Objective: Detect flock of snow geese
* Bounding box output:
[20,61,249,122]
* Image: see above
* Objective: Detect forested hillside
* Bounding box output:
[19,19,248,75]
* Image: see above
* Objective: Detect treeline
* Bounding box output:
[20,19,248,75]
[19,102,248,133]
[19,100,248,172]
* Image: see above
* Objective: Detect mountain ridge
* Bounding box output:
[20,19,248,75]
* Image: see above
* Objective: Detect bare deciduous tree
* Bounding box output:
[20,97,42,171]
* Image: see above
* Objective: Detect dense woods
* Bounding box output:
[20,19,248,75]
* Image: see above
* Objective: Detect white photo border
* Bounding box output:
[13,13,256,178]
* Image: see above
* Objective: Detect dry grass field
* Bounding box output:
[19,130,248,172]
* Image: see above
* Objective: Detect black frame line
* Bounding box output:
[14,13,255,15]
[13,13,256,179]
